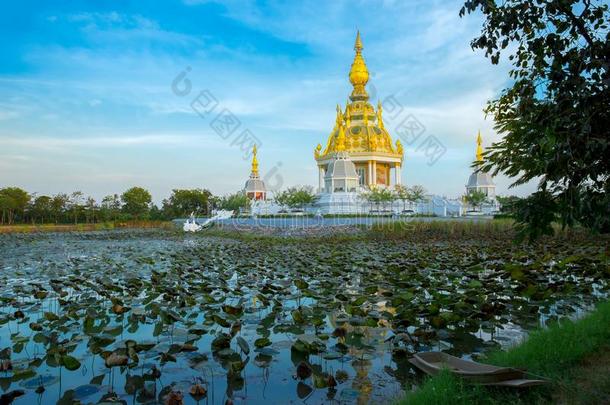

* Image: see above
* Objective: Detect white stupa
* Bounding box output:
[315,129,363,214]
[324,151,359,193]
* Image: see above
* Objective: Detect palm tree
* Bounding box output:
[465,190,488,212]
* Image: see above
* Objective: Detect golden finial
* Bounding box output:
[476,130,484,162]
[354,30,363,53]
[314,143,321,159]
[349,31,369,99]
[251,144,259,176]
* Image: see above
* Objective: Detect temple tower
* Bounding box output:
[314,32,404,192]
[466,131,495,198]
[244,145,267,200]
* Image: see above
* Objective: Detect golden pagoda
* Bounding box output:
[314,31,404,191]
[244,145,266,200]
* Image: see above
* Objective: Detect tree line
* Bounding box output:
[0,186,230,225]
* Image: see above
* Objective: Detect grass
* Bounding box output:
[195,218,603,246]
[367,218,516,239]
[368,218,597,242]
[0,220,174,234]
[399,300,610,404]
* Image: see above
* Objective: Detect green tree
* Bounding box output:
[497,195,522,216]
[220,191,250,212]
[395,185,410,211]
[121,187,152,219]
[149,204,166,221]
[31,195,52,224]
[100,194,121,222]
[84,197,97,223]
[70,191,84,224]
[464,190,488,212]
[274,186,317,210]
[289,186,317,209]
[51,193,70,224]
[461,0,610,239]
[0,187,30,224]
[363,186,396,212]
[407,185,427,210]
[162,189,213,218]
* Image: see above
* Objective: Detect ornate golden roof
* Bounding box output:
[315,32,403,160]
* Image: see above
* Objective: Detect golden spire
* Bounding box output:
[335,125,346,152]
[345,104,351,128]
[251,144,259,176]
[476,130,484,162]
[335,104,343,128]
[354,30,363,52]
[349,30,369,100]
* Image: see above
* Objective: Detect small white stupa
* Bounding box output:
[315,127,362,214]
[324,151,359,193]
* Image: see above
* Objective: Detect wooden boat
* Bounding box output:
[409,352,548,387]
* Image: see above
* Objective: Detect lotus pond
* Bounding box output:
[0,229,608,404]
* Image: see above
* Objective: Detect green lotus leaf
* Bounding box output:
[61,355,81,371]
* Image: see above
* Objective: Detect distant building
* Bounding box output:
[244,145,266,200]
[466,131,496,199]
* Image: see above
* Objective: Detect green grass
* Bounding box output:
[367,218,517,240]
[400,300,610,404]
[199,218,600,245]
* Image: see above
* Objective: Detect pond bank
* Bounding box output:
[0,220,173,234]
[399,300,610,404]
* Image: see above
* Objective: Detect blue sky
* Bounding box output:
[0,0,536,202]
